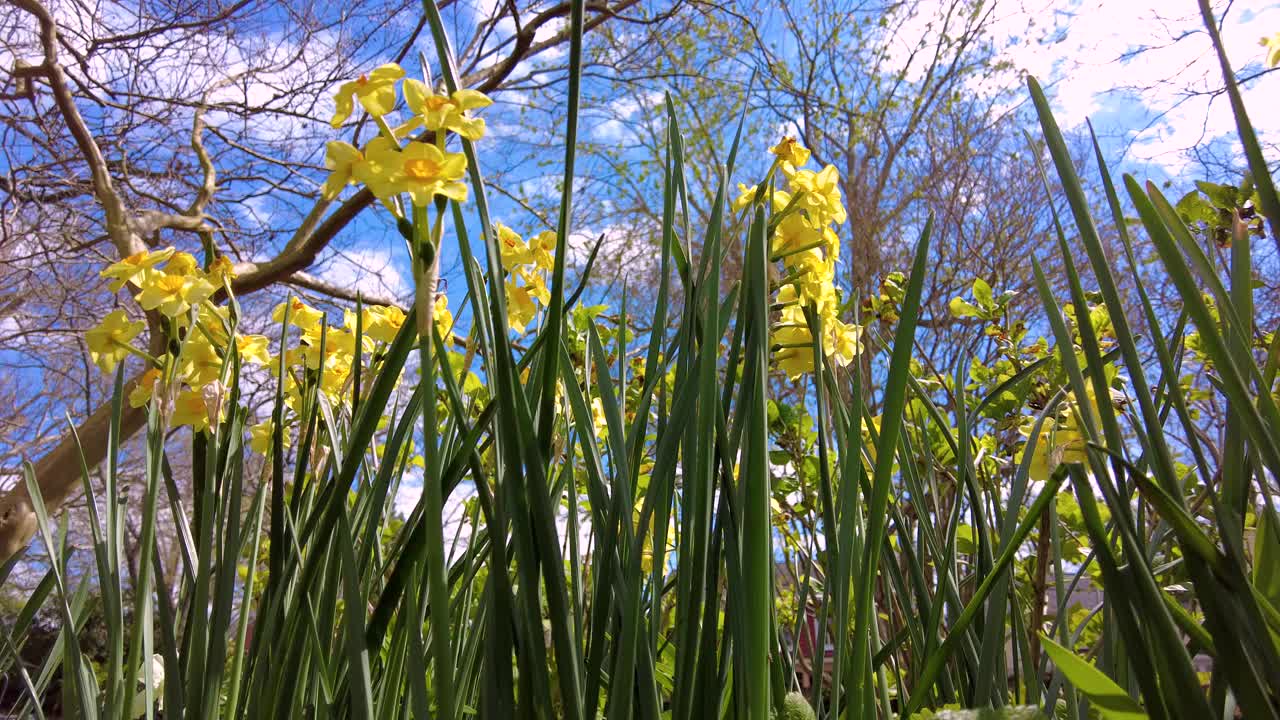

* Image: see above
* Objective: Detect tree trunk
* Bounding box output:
[0,372,148,562]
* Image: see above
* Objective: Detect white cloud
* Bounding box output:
[391,474,593,563]
[533,17,568,46]
[775,117,806,141]
[990,0,1280,174]
[468,0,504,25]
[318,247,411,301]
[394,474,478,562]
[519,175,563,200]
[592,91,665,143]
[237,195,278,231]
[393,472,424,518]
[0,314,22,338]
[568,222,658,270]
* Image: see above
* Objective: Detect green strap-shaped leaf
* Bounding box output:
[1041,635,1148,720]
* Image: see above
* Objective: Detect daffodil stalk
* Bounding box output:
[769,233,828,263]
[765,189,807,234]
[119,340,164,369]
[374,115,400,145]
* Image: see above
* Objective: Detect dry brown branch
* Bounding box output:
[287,270,404,309]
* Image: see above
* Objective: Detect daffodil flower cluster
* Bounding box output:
[322,62,492,210]
[1022,378,1127,481]
[262,294,459,454]
[267,293,412,412]
[254,294,459,453]
[735,137,862,379]
[495,223,556,334]
[83,246,447,451]
[85,247,271,433]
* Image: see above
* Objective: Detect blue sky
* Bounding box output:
[4,0,1273,506]
[368,0,1280,520]
[997,0,1278,178]
[312,0,1280,304]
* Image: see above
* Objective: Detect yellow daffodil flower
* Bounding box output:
[591,396,608,437]
[178,334,223,389]
[206,255,236,285]
[322,137,403,200]
[496,224,533,269]
[330,63,405,128]
[248,419,290,454]
[769,136,811,173]
[128,368,163,408]
[824,319,862,368]
[529,230,556,271]
[196,304,231,346]
[164,252,200,276]
[136,271,215,318]
[790,251,838,314]
[789,165,846,226]
[322,141,365,200]
[772,321,815,380]
[85,309,145,373]
[506,279,538,334]
[1026,417,1087,482]
[318,362,352,406]
[732,183,759,212]
[434,295,453,338]
[822,224,841,262]
[1024,384,1126,481]
[274,346,306,374]
[272,297,325,331]
[236,334,271,365]
[1264,33,1280,69]
[341,310,375,352]
[771,283,857,377]
[390,143,468,206]
[358,137,406,199]
[775,283,802,306]
[517,266,550,305]
[172,388,215,432]
[772,212,824,257]
[402,81,493,139]
[281,372,303,413]
[100,247,175,292]
[402,79,453,128]
[299,326,357,371]
[356,304,407,344]
[449,89,493,128]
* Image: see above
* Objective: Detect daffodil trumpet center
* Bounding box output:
[404,157,442,181]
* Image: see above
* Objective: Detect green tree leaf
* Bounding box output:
[972,278,994,310]
[950,297,983,319]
